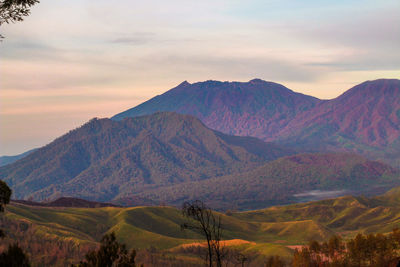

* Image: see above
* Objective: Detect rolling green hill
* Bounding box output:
[2,187,400,266]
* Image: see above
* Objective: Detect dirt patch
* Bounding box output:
[180,239,256,249]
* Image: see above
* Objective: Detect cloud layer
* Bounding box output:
[0,0,399,154]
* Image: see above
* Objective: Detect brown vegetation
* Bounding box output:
[292,229,400,267]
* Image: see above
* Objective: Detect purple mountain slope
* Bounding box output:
[113,79,321,139]
[276,79,400,146]
[273,79,400,166]
[0,112,290,202]
[113,79,400,166]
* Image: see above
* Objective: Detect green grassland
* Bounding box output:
[2,187,400,265]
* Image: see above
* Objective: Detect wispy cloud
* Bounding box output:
[110,32,157,45]
[0,0,399,154]
[290,7,400,71]
[294,190,348,200]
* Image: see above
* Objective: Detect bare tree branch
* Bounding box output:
[181,200,223,267]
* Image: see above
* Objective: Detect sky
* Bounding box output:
[1,0,399,155]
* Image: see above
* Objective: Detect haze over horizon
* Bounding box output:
[1,0,399,155]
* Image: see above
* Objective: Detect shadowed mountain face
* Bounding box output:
[113,79,321,139]
[0,112,290,202]
[0,148,37,167]
[132,153,400,210]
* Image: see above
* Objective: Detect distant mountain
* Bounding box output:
[0,112,290,201]
[113,79,320,139]
[134,153,400,210]
[12,197,119,208]
[2,79,399,209]
[113,79,400,166]
[0,148,37,167]
[275,79,400,166]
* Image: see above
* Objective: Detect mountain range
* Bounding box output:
[0,112,290,202]
[114,79,400,167]
[1,78,399,209]
[113,79,320,139]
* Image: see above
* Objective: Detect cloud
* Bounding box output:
[305,55,400,72]
[289,7,400,71]
[304,10,399,49]
[110,32,157,45]
[1,0,399,154]
[0,59,119,91]
[294,190,348,200]
[136,53,325,83]
[0,40,61,60]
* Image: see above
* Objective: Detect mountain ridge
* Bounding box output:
[276,79,400,146]
[0,112,291,202]
[133,152,400,210]
[0,148,38,167]
[113,79,321,139]
[113,78,400,166]
[2,78,399,210]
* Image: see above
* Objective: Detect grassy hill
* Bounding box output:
[2,187,400,266]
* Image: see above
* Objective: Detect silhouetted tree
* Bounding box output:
[266,255,286,267]
[181,200,223,267]
[0,180,31,265]
[0,0,40,38]
[0,243,30,267]
[75,232,138,267]
[236,252,247,267]
[0,180,12,238]
[0,180,11,212]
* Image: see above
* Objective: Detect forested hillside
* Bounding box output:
[0,112,290,202]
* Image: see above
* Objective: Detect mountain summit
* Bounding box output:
[113,79,320,139]
[274,79,400,165]
[278,79,400,146]
[114,79,400,166]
